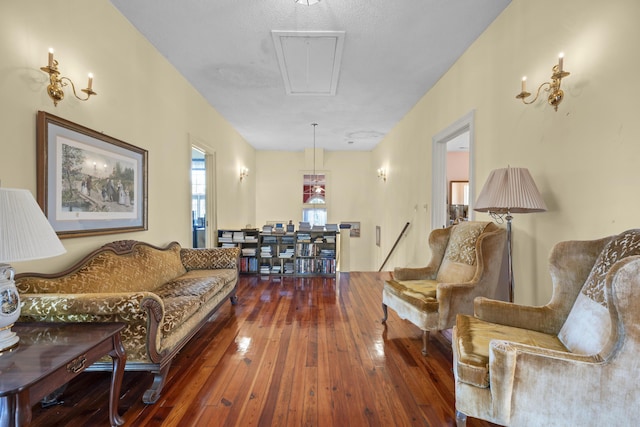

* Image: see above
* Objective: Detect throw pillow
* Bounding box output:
[559,229,640,354]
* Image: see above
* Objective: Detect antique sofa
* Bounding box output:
[16,240,240,404]
[453,229,640,426]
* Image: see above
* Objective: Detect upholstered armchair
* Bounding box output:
[453,229,640,426]
[382,221,507,355]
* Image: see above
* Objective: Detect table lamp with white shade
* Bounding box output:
[0,188,66,352]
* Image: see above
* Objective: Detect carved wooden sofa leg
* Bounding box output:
[381,303,388,323]
[455,410,467,427]
[230,292,238,305]
[143,362,172,404]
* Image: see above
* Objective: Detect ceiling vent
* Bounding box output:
[271,30,345,96]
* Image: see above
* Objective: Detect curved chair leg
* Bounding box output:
[422,330,430,355]
[455,410,467,427]
[381,303,388,323]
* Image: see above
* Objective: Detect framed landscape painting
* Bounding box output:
[343,221,360,238]
[36,111,148,238]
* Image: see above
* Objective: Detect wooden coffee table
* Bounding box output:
[0,322,126,427]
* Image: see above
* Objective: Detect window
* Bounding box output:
[303,174,326,204]
[302,173,326,226]
[302,207,327,226]
[191,157,206,223]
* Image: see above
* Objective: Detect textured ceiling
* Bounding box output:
[109,0,510,151]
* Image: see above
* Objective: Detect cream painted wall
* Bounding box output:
[373,0,640,305]
[1,0,255,274]
[255,150,376,271]
[7,0,637,300]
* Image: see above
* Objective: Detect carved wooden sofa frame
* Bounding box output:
[16,240,240,404]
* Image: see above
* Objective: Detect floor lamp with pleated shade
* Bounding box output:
[474,167,547,302]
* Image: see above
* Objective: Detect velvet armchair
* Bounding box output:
[382,221,507,355]
[453,229,640,426]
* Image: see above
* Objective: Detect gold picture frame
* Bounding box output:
[36,111,148,238]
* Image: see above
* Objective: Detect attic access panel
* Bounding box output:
[272,30,345,95]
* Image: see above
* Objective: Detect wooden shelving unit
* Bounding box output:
[217,229,338,277]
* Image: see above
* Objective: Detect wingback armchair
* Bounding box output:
[382,221,507,355]
[453,229,640,426]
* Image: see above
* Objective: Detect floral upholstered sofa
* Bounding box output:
[15,240,240,404]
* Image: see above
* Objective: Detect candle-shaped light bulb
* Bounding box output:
[521,76,527,92]
[558,52,564,72]
[87,73,94,90]
[48,48,54,67]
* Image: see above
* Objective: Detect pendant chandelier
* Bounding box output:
[311,122,321,194]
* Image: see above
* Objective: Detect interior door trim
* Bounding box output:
[431,110,475,230]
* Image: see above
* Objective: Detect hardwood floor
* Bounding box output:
[29,272,497,427]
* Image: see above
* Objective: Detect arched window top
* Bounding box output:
[307,194,325,204]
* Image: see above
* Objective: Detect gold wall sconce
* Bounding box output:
[40,48,96,106]
[377,168,387,182]
[516,53,570,111]
[240,167,249,181]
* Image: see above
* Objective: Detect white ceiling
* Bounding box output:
[109,0,510,152]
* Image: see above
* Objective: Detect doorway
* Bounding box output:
[431,110,474,230]
[191,148,206,248]
[446,135,470,224]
